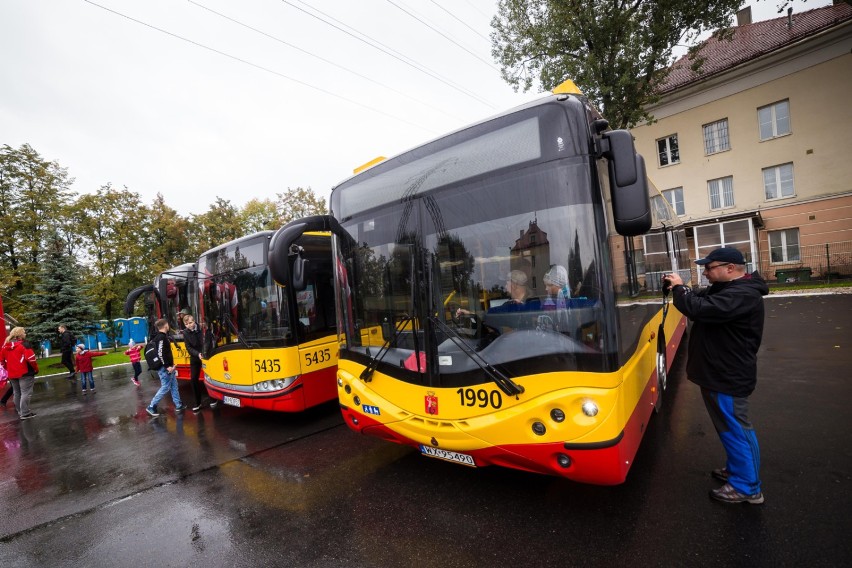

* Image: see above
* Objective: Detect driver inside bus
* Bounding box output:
[456,269,541,331]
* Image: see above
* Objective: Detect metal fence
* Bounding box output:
[756,240,852,283]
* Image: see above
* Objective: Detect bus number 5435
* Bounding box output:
[304,348,332,367]
[255,359,281,373]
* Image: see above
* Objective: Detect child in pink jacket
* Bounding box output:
[75,345,107,394]
[124,340,143,386]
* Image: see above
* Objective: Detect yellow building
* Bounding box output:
[631,3,852,283]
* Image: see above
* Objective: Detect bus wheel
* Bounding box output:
[654,351,667,414]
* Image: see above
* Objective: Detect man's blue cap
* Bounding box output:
[695,247,746,265]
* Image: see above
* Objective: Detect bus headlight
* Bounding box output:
[581,400,599,417]
[253,376,299,393]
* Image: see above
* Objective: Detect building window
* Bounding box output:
[657,134,679,166]
[763,163,795,200]
[708,176,734,210]
[703,119,730,155]
[662,187,684,215]
[758,100,791,140]
[694,219,754,285]
[769,228,800,263]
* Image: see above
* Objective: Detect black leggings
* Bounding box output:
[61,351,75,373]
[189,359,206,406]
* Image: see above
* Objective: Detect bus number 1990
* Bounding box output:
[456,388,502,409]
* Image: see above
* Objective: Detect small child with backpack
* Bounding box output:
[124,340,143,386]
[75,344,107,394]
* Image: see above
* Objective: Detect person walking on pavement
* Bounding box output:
[182,314,215,412]
[75,344,107,394]
[146,318,185,417]
[0,383,12,408]
[58,324,77,379]
[665,247,769,505]
[124,340,143,386]
[0,327,40,420]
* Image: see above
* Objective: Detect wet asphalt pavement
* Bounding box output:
[1,294,850,567]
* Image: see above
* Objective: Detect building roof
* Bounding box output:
[658,3,852,94]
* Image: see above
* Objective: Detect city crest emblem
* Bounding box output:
[425,391,438,415]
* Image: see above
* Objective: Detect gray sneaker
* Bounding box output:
[146,406,160,417]
[709,483,764,504]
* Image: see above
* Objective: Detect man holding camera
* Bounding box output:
[665,247,768,505]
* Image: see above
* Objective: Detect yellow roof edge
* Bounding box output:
[353,156,387,174]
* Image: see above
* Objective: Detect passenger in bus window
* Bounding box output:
[542,265,571,333]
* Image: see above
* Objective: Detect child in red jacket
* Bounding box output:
[124,340,143,386]
[75,344,107,394]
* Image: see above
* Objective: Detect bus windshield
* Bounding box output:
[198,232,292,353]
[334,106,617,388]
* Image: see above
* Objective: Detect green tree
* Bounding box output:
[491,0,743,128]
[239,198,281,233]
[20,233,100,347]
[275,187,328,225]
[191,197,243,255]
[145,193,192,273]
[75,183,150,320]
[0,144,75,298]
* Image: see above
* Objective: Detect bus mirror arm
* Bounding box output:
[269,215,344,286]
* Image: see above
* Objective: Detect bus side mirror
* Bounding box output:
[609,153,651,236]
[269,214,343,286]
[602,130,638,186]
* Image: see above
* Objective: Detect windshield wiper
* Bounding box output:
[429,316,525,397]
[221,310,255,349]
[360,316,414,381]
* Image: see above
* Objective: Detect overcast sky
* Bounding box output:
[0,0,827,216]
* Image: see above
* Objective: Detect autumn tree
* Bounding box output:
[239,198,281,233]
[190,197,244,255]
[144,193,192,274]
[0,143,75,300]
[275,187,327,225]
[491,0,743,128]
[74,183,149,320]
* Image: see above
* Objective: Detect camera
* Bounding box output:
[662,276,673,294]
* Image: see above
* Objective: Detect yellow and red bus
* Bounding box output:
[198,231,338,412]
[124,262,197,379]
[270,81,690,483]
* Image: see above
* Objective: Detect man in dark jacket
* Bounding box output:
[665,247,769,505]
[145,318,185,417]
[181,313,215,412]
[58,325,76,378]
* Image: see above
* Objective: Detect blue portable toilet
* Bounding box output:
[80,327,99,349]
[119,317,147,344]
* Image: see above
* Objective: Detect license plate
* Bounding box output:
[223,395,241,407]
[419,445,476,467]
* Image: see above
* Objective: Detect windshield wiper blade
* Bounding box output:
[221,311,254,348]
[360,316,413,381]
[429,316,525,397]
